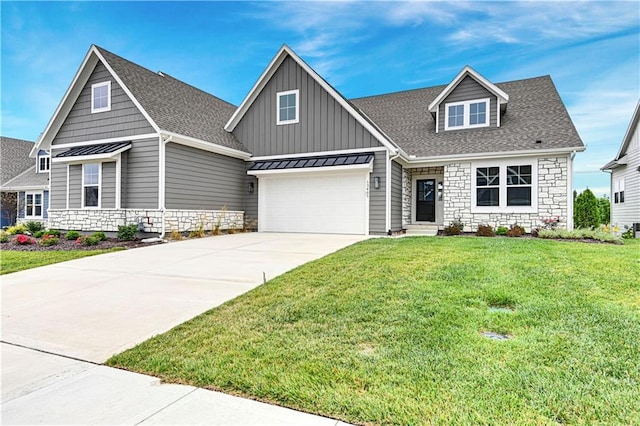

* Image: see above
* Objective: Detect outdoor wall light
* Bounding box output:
[374,176,380,189]
[248,182,255,193]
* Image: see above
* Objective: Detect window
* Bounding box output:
[38,155,50,173]
[25,193,43,217]
[83,163,100,207]
[476,167,500,206]
[91,81,111,113]
[472,160,537,212]
[444,98,490,130]
[277,89,299,125]
[614,178,625,204]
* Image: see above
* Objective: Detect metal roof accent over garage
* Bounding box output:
[55,141,132,158]
[249,152,374,171]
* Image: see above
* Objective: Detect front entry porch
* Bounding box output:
[402,166,445,229]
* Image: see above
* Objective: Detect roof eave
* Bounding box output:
[403,146,585,165]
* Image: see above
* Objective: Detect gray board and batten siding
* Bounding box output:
[101,161,116,208]
[68,165,82,208]
[50,163,67,209]
[122,138,158,209]
[369,151,387,234]
[53,62,155,145]
[233,56,383,156]
[164,142,245,211]
[437,75,498,131]
[390,160,403,232]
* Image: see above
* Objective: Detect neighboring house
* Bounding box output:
[31,45,584,236]
[601,100,640,233]
[0,137,50,227]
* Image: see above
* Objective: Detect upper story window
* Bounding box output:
[277,89,299,125]
[91,81,111,113]
[614,178,625,203]
[83,163,100,208]
[445,98,490,130]
[38,155,50,173]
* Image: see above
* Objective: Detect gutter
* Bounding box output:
[158,134,173,239]
[385,150,401,234]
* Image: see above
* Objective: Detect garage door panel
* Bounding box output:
[260,172,368,234]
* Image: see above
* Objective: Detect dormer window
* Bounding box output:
[277,89,299,125]
[91,81,111,113]
[38,154,50,173]
[445,98,490,130]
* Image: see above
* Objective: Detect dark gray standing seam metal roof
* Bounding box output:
[250,153,374,171]
[95,46,249,154]
[350,76,584,158]
[55,141,131,158]
[0,136,36,185]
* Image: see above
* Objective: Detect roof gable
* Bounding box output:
[1,136,36,185]
[224,45,399,154]
[616,100,640,160]
[428,66,509,113]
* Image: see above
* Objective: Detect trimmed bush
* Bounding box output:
[0,232,9,243]
[39,235,60,247]
[507,224,525,237]
[6,224,27,235]
[65,230,81,240]
[496,226,509,236]
[44,229,62,237]
[76,235,100,246]
[117,224,138,241]
[13,234,36,245]
[476,224,495,237]
[24,221,43,234]
[34,230,45,238]
[91,231,108,241]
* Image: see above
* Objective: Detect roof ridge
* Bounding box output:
[157,71,237,108]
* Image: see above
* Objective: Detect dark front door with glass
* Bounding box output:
[416,179,436,222]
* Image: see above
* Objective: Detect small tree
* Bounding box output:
[597,195,610,225]
[574,189,600,229]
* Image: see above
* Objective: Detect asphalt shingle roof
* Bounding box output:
[1,165,49,190]
[55,141,131,158]
[0,136,36,185]
[95,46,248,153]
[350,76,584,157]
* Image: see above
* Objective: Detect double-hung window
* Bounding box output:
[38,155,50,173]
[276,89,299,125]
[472,160,537,212]
[445,98,490,130]
[614,178,625,203]
[83,163,100,208]
[25,193,43,217]
[91,81,111,113]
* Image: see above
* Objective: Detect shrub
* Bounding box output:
[188,228,206,238]
[13,234,36,245]
[0,232,9,243]
[44,229,62,237]
[496,226,509,236]
[507,224,525,237]
[574,189,600,229]
[476,224,495,237]
[34,230,45,238]
[540,216,561,230]
[24,221,43,234]
[65,230,81,240]
[169,230,183,240]
[597,196,611,225]
[117,224,138,241]
[622,228,635,239]
[39,235,60,247]
[91,231,107,241]
[443,223,462,236]
[76,235,100,246]
[537,228,622,244]
[6,224,27,235]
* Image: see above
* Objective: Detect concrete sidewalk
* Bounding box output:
[1,233,364,425]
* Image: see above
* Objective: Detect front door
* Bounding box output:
[416,179,436,222]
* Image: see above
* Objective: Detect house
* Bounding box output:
[31,45,584,236]
[0,137,50,228]
[601,100,640,234]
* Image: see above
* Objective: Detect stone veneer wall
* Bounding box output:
[48,209,244,234]
[402,167,444,226]
[442,156,569,232]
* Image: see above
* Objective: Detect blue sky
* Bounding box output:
[2,1,638,197]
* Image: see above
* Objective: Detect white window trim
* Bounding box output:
[25,191,44,218]
[276,89,299,125]
[471,158,538,213]
[444,98,490,130]
[38,154,50,173]
[82,163,101,209]
[614,177,625,204]
[91,81,111,113]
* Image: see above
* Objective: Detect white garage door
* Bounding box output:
[259,171,369,234]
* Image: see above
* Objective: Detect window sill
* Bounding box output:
[471,206,537,214]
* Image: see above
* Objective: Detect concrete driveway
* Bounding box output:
[2,232,365,425]
[2,232,367,363]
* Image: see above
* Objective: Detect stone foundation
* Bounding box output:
[47,209,244,234]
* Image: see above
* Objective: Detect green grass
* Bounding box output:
[107,237,640,425]
[0,249,124,275]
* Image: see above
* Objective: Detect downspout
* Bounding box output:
[158,134,172,239]
[385,150,401,235]
[567,150,577,230]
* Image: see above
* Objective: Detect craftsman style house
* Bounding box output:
[602,101,640,234]
[31,45,584,235]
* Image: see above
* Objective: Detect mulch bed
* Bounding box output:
[0,237,164,251]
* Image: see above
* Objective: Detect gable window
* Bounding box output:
[25,193,43,217]
[614,178,625,204]
[38,155,50,173]
[472,160,537,213]
[445,98,490,130]
[277,89,299,125]
[83,163,100,208]
[91,81,111,113]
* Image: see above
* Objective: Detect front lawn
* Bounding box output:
[108,237,640,425]
[0,249,124,274]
